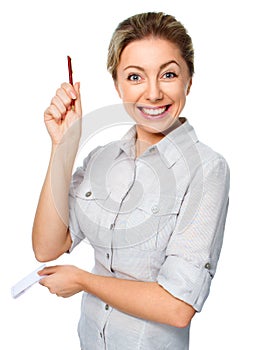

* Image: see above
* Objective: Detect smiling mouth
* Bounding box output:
[137,104,171,118]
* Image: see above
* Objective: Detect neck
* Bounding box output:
[135,118,184,157]
[135,126,163,158]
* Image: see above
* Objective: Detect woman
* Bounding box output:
[33,12,230,349]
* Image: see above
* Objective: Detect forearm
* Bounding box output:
[81,272,195,328]
[32,142,77,261]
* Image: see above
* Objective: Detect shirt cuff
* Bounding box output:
[67,225,83,253]
[157,255,212,312]
[67,196,85,253]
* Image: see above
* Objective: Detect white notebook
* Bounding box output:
[11,264,46,298]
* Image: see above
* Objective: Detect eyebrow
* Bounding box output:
[124,60,181,72]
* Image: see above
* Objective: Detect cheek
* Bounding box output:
[123,88,137,101]
[123,102,136,118]
[115,83,123,99]
[117,82,144,102]
[165,83,187,102]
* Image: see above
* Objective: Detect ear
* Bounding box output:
[186,78,192,96]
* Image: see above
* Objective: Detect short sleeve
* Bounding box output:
[68,146,102,253]
[157,155,230,312]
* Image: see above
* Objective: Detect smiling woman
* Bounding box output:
[32,12,230,350]
[114,38,192,152]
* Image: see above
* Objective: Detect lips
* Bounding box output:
[137,104,171,119]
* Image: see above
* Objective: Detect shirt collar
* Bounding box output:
[117,125,137,159]
[157,117,199,168]
[116,118,199,168]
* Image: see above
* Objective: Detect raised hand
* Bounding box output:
[44,82,82,145]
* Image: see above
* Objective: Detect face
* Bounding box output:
[115,37,192,137]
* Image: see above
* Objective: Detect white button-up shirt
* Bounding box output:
[69,118,230,349]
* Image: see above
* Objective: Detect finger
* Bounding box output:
[38,265,58,276]
[39,278,56,295]
[44,104,62,123]
[51,95,67,116]
[56,86,72,108]
[61,82,77,101]
[39,277,46,285]
[73,82,82,116]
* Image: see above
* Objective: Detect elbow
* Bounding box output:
[164,300,196,328]
[32,228,71,262]
[33,249,54,263]
[172,316,192,329]
[32,232,49,262]
[34,254,50,263]
[32,241,52,262]
[171,308,196,328]
[32,243,69,262]
[32,242,62,262]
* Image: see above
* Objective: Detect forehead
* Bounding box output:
[118,38,184,69]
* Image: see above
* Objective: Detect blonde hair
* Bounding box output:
[107,12,194,80]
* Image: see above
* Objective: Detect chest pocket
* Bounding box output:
[74,178,113,246]
[75,177,109,205]
[119,194,183,251]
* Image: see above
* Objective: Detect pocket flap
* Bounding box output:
[75,180,109,201]
[136,194,182,216]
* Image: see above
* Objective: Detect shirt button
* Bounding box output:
[105,304,109,310]
[100,332,103,338]
[106,253,110,259]
[205,262,211,269]
[149,146,156,152]
[151,205,159,214]
[110,223,115,230]
[85,191,92,197]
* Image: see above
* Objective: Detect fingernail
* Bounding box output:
[71,91,76,99]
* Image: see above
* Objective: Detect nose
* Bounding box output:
[145,80,163,102]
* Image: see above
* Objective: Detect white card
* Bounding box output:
[11,264,46,298]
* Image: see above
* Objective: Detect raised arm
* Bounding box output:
[32,82,82,262]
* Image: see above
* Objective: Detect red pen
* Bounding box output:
[67,55,75,109]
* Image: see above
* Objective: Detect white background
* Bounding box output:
[1,0,255,349]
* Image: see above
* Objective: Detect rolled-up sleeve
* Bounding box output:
[68,146,102,253]
[157,155,230,312]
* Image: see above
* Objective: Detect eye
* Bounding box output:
[162,71,177,79]
[127,74,141,82]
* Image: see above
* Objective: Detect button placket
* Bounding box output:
[205,262,211,270]
[151,205,159,214]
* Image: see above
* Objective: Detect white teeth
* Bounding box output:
[142,106,166,116]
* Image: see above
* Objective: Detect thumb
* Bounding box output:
[38,265,57,276]
[74,82,82,116]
